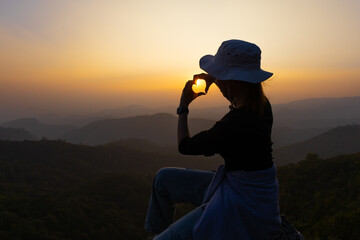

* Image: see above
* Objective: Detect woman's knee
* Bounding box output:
[153,167,184,192]
[155,167,180,181]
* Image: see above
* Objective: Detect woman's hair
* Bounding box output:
[228,81,267,115]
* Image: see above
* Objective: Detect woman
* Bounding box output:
[145,40,281,240]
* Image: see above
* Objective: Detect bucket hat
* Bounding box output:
[200,39,273,83]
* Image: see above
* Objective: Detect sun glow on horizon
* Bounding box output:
[1,0,360,117]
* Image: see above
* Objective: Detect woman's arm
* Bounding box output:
[177,110,190,144]
[177,74,216,146]
[177,80,199,145]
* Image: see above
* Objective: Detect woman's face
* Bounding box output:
[215,79,231,101]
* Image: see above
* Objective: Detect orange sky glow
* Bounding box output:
[0,0,359,118]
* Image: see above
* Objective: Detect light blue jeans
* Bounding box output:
[144,167,214,240]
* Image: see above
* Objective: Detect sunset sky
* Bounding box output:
[1,0,359,118]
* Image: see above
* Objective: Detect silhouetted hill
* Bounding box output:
[57,96,360,148]
[93,105,175,119]
[273,96,360,119]
[37,105,177,126]
[0,127,35,141]
[272,96,360,128]
[2,118,76,139]
[108,138,178,155]
[277,152,360,239]
[273,125,360,166]
[186,96,360,126]
[2,96,360,127]
[4,96,359,148]
[272,126,328,147]
[62,113,214,146]
[62,112,336,148]
[61,111,333,149]
[0,140,221,180]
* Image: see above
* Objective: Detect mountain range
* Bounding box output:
[272,96,360,128]
[2,96,359,126]
[1,114,327,148]
[2,96,360,166]
[0,139,359,239]
[61,113,214,146]
[3,117,360,168]
[2,118,75,139]
[273,125,360,166]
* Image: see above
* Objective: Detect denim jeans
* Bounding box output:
[144,167,214,240]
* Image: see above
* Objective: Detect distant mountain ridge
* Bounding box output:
[273,125,360,166]
[64,115,360,166]
[272,96,360,128]
[272,126,328,147]
[2,118,76,139]
[3,96,360,149]
[62,113,214,146]
[2,96,359,125]
[0,114,332,148]
[86,96,360,124]
[273,96,360,119]
[0,127,35,141]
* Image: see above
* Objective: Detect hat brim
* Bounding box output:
[200,55,273,83]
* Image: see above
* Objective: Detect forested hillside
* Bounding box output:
[0,140,359,239]
[278,153,360,239]
[0,140,220,240]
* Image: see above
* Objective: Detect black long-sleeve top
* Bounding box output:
[178,101,274,171]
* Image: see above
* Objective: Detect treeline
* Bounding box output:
[278,153,360,239]
[0,140,219,240]
[0,174,152,240]
[0,140,359,239]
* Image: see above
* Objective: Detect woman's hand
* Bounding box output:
[193,73,216,94]
[179,74,215,107]
[179,80,204,107]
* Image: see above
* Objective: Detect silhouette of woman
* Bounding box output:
[145,40,281,240]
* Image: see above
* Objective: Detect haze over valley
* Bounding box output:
[2,96,360,167]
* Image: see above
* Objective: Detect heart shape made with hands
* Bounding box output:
[192,79,207,94]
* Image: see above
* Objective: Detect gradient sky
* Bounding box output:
[1,0,359,117]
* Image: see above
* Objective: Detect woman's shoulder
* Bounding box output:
[216,107,251,127]
[217,101,272,126]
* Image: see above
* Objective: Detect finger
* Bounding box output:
[182,80,194,93]
[186,80,194,88]
[196,92,206,97]
[183,80,193,88]
[193,73,208,81]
